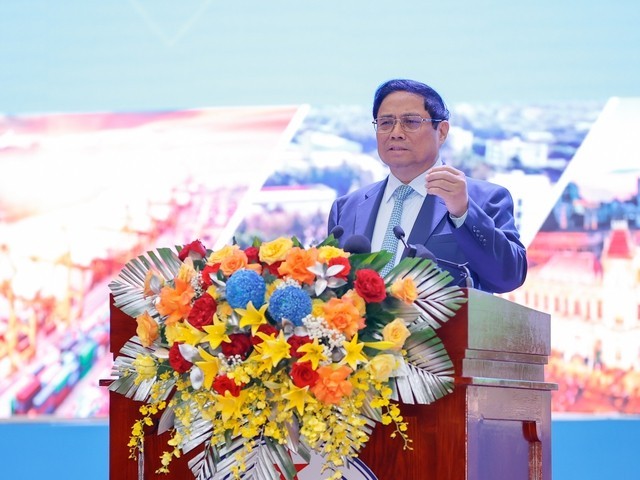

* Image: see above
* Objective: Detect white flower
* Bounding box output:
[307,261,347,296]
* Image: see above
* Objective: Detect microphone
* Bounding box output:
[392,225,419,258]
[343,234,371,254]
[329,225,344,240]
[393,226,474,288]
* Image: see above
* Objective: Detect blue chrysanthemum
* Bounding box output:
[225,269,266,309]
[268,285,312,326]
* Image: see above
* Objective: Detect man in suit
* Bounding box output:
[328,79,527,293]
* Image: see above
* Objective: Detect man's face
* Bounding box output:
[375,91,449,183]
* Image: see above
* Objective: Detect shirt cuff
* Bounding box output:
[449,210,468,228]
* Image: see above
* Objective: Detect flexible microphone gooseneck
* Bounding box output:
[392,225,422,259]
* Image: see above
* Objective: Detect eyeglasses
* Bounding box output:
[372,115,446,133]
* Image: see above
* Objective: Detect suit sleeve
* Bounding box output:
[451,184,527,293]
[327,200,339,234]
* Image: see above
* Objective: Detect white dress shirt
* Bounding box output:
[371,174,426,262]
[371,161,467,267]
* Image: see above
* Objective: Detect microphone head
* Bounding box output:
[392,225,405,240]
[329,225,344,240]
[343,234,371,254]
[413,244,437,262]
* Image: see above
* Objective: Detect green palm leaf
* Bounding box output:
[188,436,295,480]
[108,247,182,318]
[387,256,467,330]
[393,325,454,404]
[109,336,175,402]
[385,257,466,404]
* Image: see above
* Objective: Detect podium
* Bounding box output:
[104,288,556,480]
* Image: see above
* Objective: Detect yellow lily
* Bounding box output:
[201,314,231,349]
[256,330,291,370]
[236,301,268,334]
[341,333,368,369]
[363,340,397,351]
[195,347,220,390]
[173,320,206,346]
[297,338,327,370]
[282,382,311,416]
[215,390,247,423]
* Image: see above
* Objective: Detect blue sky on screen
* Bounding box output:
[0,0,638,113]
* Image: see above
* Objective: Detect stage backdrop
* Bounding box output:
[1,98,639,419]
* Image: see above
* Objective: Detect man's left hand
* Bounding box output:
[425,165,469,217]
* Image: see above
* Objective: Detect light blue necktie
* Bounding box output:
[380,184,414,276]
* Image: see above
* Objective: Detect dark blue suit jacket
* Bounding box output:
[327,177,527,293]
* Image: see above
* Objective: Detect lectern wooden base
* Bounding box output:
[359,383,553,479]
[105,289,556,480]
[358,289,556,480]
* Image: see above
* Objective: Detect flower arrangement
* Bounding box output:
[108,234,467,480]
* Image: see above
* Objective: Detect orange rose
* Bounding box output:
[342,289,366,316]
[311,365,353,404]
[246,263,263,275]
[135,311,159,347]
[207,244,240,265]
[156,278,195,326]
[323,297,365,339]
[390,277,418,304]
[220,250,249,277]
[277,247,318,285]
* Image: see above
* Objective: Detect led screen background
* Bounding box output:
[2,98,639,419]
[232,98,640,415]
[1,1,640,421]
[0,106,305,417]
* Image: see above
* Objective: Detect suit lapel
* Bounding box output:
[406,194,448,247]
[355,180,387,240]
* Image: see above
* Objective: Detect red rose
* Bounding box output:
[287,335,312,358]
[221,333,253,359]
[178,239,207,261]
[201,264,220,287]
[168,342,193,373]
[187,294,217,330]
[213,374,243,397]
[251,324,278,345]
[266,260,283,276]
[290,361,319,388]
[244,246,260,263]
[354,269,387,303]
[328,256,351,280]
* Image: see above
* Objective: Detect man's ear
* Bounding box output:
[438,120,449,145]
